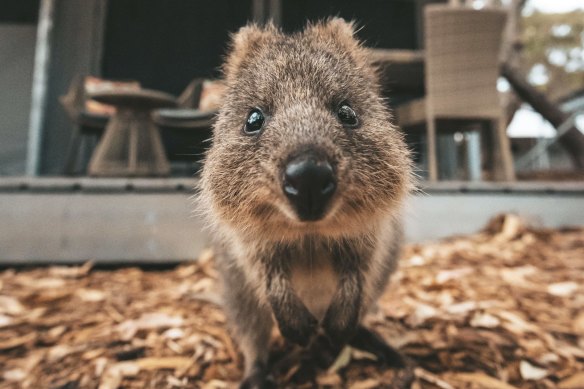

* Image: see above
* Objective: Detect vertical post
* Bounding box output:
[438,134,458,180]
[427,117,438,181]
[254,0,281,25]
[253,0,266,23]
[414,0,426,49]
[269,0,282,26]
[26,0,56,176]
[128,115,138,174]
[90,0,108,76]
[495,117,517,181]
[466,131,482,181]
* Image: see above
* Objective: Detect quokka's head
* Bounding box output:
[200,18,413,241]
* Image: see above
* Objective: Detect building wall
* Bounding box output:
[0,24,37,175]
[38,0,106,175]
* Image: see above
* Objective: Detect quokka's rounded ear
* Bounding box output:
[223,23,280,81]
[304,18,378,83]
[304,17,361,52]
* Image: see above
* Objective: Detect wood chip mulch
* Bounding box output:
[1,214,583,389]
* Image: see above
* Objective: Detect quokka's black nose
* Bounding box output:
[283,154,336,221]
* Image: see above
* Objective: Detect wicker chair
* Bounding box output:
[396,5,515,181]
[60,76,110,175]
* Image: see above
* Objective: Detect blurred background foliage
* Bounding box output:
[522,9,584,100]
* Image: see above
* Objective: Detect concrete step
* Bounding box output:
[1,178,582,264]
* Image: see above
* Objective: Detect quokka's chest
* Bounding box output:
[289,249,339,321]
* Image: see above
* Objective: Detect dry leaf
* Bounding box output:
[99,361,141,389]
[0,295,25,315]
[497,311,541,335]
[136,357,193,371]
[404,254,427,267]
[200,379,229,389]
[500,266,538,287]
[47,345,75,362]
[29,278,66,289]
[495,214,524,241]
[435,267,474,284]
[98,367,122,389]
[446,301,478,315]
[117,312,185,340]
[3,369,26,382]
[163,327,185,340]
[76,288,107,302]
[351,349,378,361]
[0,313,13,327]
[411,303,439,325]
[573,311,584,335]
[166,375,189,387]
[0,332,36,350]
[519,360,548,380]
[317,372,343,386]
[351,378,382,389]
[448,372,518,389]
[470,312,501,328]
[327,346,352,373]
[415,368,455,389]
[48,262,93,278]
[558,371,584,389]
[547,282,579,297]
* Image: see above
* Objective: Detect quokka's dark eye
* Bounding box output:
[243,108,265,135]
[337,102,359,127]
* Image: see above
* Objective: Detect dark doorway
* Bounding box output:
[102,0,253,95]
[281,0,418,49]
[0,0,40,24]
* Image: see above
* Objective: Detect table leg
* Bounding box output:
[129,120,138,174]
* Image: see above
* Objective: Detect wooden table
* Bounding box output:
[153,108,216,163]
[88,89,177,177]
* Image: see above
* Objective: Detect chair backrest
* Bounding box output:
[424,5,507,119]
[177,78,205,108]
[59,75,86,122]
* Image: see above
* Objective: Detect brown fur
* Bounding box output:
[198,18,413,388]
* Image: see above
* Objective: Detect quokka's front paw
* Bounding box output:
[322,301,359,344]
[240,377,273,389]
[271,298,318,346]
[239,361,275,389]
